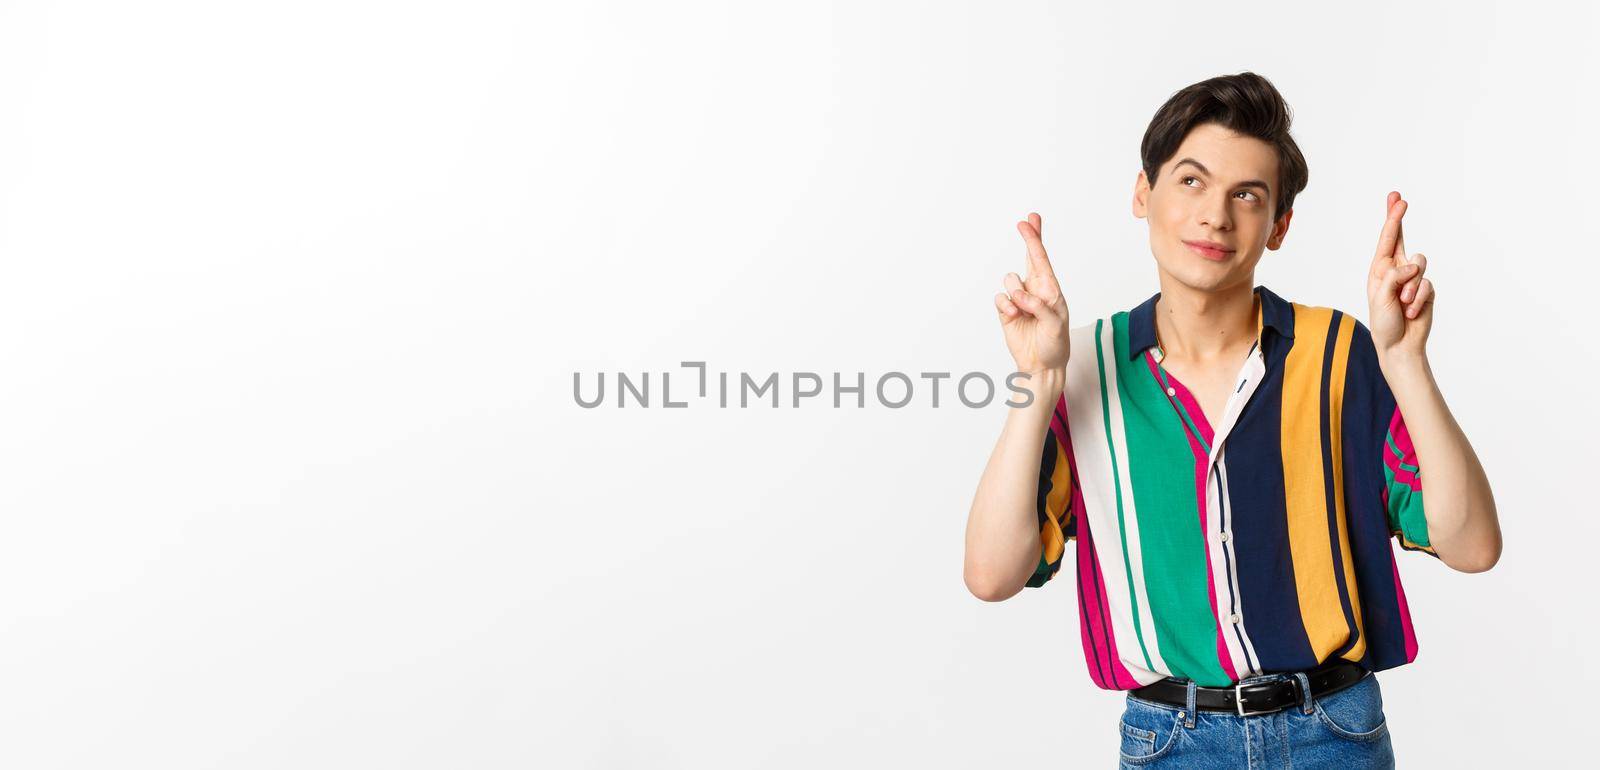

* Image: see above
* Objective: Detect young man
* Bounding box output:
[962,72,1501,767]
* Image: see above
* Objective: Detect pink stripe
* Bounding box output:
[1148,351,1215,446]
[1143,354,1237,681]
[1056,393,1142,689]
[1385,406,1423,491]
[1049,394,1069,446]
[1079,514,1143,688]
[1390,546,1420,662]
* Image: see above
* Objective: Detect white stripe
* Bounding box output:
[1204,345,1267,678]
[1099,319,1167,675]
[1205,344,1265,467]
[1064,320,1165,685]
[1106,325,1167,676]
[1214,452,1262,676]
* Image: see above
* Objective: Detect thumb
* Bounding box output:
[1377,262,1421,307]
[1010,288,1060,325]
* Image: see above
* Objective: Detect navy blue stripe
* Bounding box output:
[1076,515,1110,686]
[1320,311,1362,659]
[1341,320,1413,669]
[1224,326,1318,673]
[1086,508,1119,681]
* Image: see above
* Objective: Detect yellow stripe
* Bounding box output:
[1395,531,1437,555]
[1325,316,1368,662]
[1280,306,1350,661]
[1041,434,1074,562]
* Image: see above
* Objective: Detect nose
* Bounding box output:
[1199,191,1233,231]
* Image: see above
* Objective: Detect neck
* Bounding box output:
[1153,277,1260,362]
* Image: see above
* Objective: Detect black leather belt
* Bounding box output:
[1129,659,1369,716]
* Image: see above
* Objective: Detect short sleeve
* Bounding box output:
[1024,416,1077,587]
[1381,404,1440,559]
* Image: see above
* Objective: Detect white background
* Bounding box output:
[1,1,1595,767]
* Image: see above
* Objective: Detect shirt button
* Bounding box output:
[1229,613,1242,624]
[1219,532,1230,543]
[1165,386,1176,397]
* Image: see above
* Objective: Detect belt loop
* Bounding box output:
[1293,671,1313,715]
[1184,680,1197,728]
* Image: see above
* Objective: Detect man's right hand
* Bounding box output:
[994,212,1071,375]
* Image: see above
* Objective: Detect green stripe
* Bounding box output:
[1385,431,1420,475]
[1382,429,1431,547]
[1112,312,1229,686]
[1097,318,1156,672]
[1155,365,1211,456]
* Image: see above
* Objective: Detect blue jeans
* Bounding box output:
[1117,670,1394,769]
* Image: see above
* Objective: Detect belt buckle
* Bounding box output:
[1234,681,1275,717]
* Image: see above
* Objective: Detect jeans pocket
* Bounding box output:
[1312,673,1389,742]
[1118,697,1183,765]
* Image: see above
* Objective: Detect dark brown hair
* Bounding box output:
[1140,71,1308,222]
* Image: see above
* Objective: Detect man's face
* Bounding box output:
[1133,121,1292,293]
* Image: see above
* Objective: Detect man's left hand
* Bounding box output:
[1367,190,1434,359]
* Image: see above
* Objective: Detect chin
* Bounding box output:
[1158,255,1235,290]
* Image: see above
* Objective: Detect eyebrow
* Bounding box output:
[1173,157,1272,196]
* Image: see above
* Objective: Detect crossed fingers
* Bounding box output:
[998,212,1064,318]
[1374,191,1432,319]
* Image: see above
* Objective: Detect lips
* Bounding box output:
[1183,240,1235,261]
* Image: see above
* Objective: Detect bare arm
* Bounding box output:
[963,212,1071,601]
[1367,191,1502,573]
[1377,352,1500,572]
[964,367,1065,601]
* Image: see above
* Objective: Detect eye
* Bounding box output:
[1236,190,1260,202]
[1181,175,1200,187]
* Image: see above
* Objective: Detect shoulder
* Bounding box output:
[1061,314,1124,398]
[1282,295,1379,353]
[1329,305,1379,359]
[1066,309,1128,338]
[1317,305,1388,394]
[1065,316,1115,364]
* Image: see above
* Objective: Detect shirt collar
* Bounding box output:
[1126,283,1296,360]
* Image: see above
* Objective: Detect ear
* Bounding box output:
[1132,170,1151,219]
[1265,207,1293,250]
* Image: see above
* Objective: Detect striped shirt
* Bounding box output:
[1028,284,1436,690]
